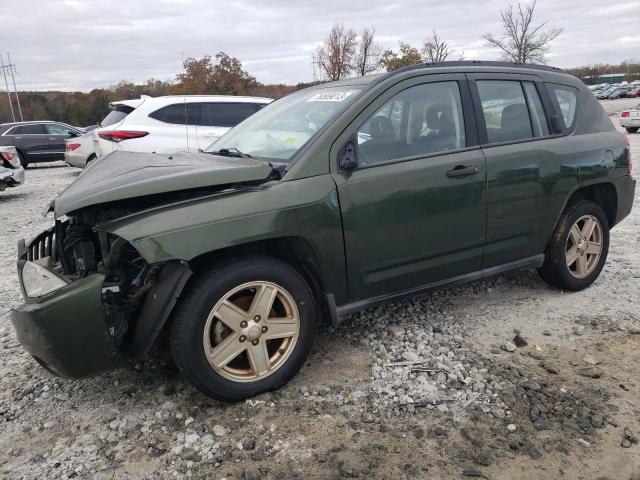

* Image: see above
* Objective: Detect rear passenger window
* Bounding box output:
[11,124,46,135]
[549,84,578,129]
[197,103,258,127]
[149,103,197,125]
[523,82,550,137]
[357,81,466,166]
[477,80,533,143]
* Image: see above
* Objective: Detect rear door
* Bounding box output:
[194,102,261,150]
[331,74,487,302]
[467,73,578,268]
[147,101,198,152]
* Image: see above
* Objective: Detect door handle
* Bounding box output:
[447,165,479,178]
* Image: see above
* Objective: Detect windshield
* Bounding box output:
[206,86,362,161]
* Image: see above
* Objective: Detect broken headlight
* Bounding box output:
[22,261,68,298]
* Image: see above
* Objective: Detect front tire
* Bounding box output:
[538,200,609,291]
[170,256,317,402]
[625,127,638,134]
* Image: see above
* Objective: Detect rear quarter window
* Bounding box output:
[549,84,578,129]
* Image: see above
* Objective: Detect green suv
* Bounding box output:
[11,62,635,401]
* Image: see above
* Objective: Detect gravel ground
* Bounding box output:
[1,120,639,479]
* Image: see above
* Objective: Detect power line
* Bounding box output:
[7,53,23,121]
[0,53,23,122]
[0,55,15,122]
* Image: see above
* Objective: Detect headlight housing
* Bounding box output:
[22,261,68,298]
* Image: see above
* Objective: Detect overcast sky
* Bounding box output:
[1,0,638,91]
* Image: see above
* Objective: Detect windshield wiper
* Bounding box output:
[209,147,252,158]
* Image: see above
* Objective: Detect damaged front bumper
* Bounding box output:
[11,273,125,378]
[10,225,125,378]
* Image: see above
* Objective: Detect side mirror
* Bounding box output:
[550,114,565,134]
[338,138,358,172]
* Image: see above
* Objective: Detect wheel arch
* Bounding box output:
[125,235,336,359]
[187,236,334,325]
[564,181,618,228]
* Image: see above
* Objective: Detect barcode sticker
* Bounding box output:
[307,91,354,102]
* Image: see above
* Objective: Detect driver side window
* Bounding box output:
[357,81,466,166]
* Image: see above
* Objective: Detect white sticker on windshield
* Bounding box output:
[307,91,354,102]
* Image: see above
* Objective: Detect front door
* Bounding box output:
[332,76,487,302]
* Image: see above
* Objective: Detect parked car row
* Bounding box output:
[590,82,640,100]
[0,95,273,172]
[66,95,273,168]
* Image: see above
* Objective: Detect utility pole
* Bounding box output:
[7,53,23,121]
[0,55,15,122]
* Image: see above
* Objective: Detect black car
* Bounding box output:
[0,121,83,168]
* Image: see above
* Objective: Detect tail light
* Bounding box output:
[1,149,19,168]
[66,143,81,151]
[624,133,632,175]
[98,130,149,143]
[621,111,630,118]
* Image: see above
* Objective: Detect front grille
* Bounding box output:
[26,228,58,262]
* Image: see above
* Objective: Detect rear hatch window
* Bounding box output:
[100,105,135,127]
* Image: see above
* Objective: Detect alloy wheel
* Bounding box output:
[565,214,603,279]
[202,281,300,382]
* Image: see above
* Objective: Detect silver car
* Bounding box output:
[0,146,25,191]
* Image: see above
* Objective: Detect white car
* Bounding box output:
[64,131,96,168]
[619,104,640,133]
[93,95,272,157]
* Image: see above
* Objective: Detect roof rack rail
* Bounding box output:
[389,60,566,76]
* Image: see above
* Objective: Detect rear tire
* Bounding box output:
[170,256,317,402]
[538,200,609,291]
[625,127,638,133]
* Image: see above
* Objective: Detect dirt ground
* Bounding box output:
[0,115,638,480]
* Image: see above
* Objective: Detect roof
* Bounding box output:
[307,61,570,91]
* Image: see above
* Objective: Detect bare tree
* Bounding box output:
[312,24,357,80]
[422,30,455,63]
[353,27,382,76]
[483,0,562,64]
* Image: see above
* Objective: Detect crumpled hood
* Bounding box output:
[52,150,274,217]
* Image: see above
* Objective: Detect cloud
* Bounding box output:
[0,0,638,91]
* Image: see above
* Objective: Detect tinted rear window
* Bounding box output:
[149,103,197,125]
[9,124,47,134]
[197,103,260,127]
[101,105,135,127]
